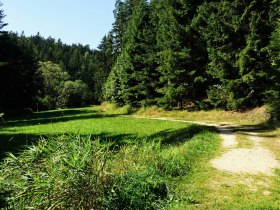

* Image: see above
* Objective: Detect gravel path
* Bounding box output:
[133,116,279,176]
[211,127,279,176]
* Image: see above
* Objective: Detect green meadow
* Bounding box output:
[0,106,220,209]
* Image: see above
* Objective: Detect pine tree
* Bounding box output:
[196,0,278,109]
[105,0,159,107]
[267,3,280,121]
[154,0,208,109]
[113,0,129,54]
[94,32,116,102]
[0,1,7,30]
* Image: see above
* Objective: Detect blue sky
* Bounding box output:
[2,0,116,49]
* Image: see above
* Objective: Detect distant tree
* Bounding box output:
[0,1,7,30]
[61,80,93,108]
[37,61,70,109]
[93,32,116,102]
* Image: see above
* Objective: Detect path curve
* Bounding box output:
[132,116,280,176]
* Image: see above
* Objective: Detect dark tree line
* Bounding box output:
[1,0,280,119]
[0,4,37,112]
[104,0,280,112]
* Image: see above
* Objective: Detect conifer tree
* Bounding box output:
[93,32,116,102]
[267,16,280,120]
[154,0,208,109]
[196,0,278,109]
[0,1,7,31]
[105,0,158,107]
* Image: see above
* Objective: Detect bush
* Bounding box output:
[62,80,93,108]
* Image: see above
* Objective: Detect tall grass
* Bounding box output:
[0,128,219,209]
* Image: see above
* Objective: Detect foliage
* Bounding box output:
[12,32,109,104]
[36,61,92,109]
[195,0,278,109]
[62,80,93,108]
[105,0,159,107]
[103,0,279,111]
[267,19,280,122]
[37,61,70,109]
[154,0,208,109]
[100,102,132,115]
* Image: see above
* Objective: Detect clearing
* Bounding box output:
[0,106,279,209]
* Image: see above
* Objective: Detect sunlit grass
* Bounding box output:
[0,106,221,209]
[135,106,269,125]
[1,105,278,209]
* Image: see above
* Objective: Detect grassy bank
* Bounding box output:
[135,106,269,126]
[0,106,220,209]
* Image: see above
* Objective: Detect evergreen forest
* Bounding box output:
[1,0,280,119]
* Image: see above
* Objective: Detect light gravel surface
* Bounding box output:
[133,116,279,176]
[212,128,279,176]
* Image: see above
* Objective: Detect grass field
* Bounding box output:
[0,106,220,209]
[0,106,210,158]
[0,105,279,209]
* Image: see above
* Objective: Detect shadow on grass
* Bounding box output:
[0,133,42,159]
[149,124,214,145]
[0,109,118,128]
[0,124,212,161]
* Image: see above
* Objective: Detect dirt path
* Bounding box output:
[133,116,280,175]
[212,126,279,176]
[132,115,280,208]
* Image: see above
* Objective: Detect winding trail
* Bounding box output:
[133,116,280,176]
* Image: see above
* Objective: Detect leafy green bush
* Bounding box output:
[100,102,133,114]
[61,80,93,108]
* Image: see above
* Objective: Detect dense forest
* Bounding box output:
[0,0,280,118]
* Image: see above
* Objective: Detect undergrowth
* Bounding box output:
[0,128,219,209]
